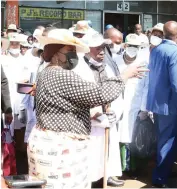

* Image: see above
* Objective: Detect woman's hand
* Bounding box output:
[120,64,149,83]
[27,84,36,96]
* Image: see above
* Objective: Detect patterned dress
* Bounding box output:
[28,66,125,189]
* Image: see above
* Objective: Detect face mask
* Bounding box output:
[33,42,40,48]
[8,48,20,55]
[110,44,121,54]
[60,52,79,70]
[150,36,162,46]
[125,47,138,58]
[89,58,103,67]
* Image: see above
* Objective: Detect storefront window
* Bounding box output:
[19,7,85,32]
[85,10,102,33]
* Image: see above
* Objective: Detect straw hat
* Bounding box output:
[36,29,90,53]
[69,20,94,35]
[125,34,141,46]
[152,23,164,33]
[82,33,111,48]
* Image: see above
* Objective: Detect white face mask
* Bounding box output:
[126,47,139,58]
[89,58,103,67]
[9,48,20,55]
[110,44,121,54]
[33,42,40,48]
[150,36,162,46]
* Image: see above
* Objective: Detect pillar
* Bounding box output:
[6,0,19,28]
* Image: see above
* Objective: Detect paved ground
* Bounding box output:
[110,162,177,188]
[16,149,177,188]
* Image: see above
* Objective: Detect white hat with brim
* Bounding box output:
[19,34,32,47]
[1,38,10,51]
[7,24,17,31]
[69,20,93,35]
[152,23,164,33]
[8,33,25,42]
[33,29,43,38]
[125,34,141,46]
[36,29,90,53]
[81,33,111,48]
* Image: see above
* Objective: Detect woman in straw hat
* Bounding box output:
[27,29,149,188]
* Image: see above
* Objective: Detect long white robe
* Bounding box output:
[115,54,149,143]
[1,54,31,135]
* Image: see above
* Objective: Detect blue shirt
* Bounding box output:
[146,39,177,115]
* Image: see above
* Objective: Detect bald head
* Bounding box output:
[104,28,123,44]
[134,24,142,35]
[164,21,177,42]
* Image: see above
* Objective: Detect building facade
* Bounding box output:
[2,1,177,34]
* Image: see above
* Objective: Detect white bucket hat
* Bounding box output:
[82,33,111,48]
[152,23,164,33]
[125,34,141,46]
[36,29,90,53]
[7,24,17,31]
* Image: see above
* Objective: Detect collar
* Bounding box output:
[163,39,177,45]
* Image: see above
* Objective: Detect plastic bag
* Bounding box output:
[129,116,157,158]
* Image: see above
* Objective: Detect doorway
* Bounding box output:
[104,12,140,40]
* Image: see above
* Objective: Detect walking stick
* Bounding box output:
[103,105,110,189]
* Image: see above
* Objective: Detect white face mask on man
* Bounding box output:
[125,46,139,58]
[8,48,21,55]
[150,35,162,46]
[110,44,121,54]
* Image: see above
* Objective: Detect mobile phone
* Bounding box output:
[17,82,34,94]
[4,175,47,188]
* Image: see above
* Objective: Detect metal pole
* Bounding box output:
[157,0,159,23]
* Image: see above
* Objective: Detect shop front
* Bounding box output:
[19,7,85,33]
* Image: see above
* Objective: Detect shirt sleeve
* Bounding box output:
[1,66,12,114]
[53,69,125,108]
[140,72,149,111]
[169,51,177,93]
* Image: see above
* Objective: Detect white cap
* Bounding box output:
[19,34,32,47]
[33,29,43,37]
[8,24,17,31]
[82,33,111,47]
[152,23,164,33]
[125,34,141,46]
[8,33,24,42]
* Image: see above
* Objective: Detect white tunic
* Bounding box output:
[1,54,31,135]
[115,54,148,143]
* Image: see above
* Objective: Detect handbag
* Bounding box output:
[1,126,17,176]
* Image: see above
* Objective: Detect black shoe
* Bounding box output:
[152,183,169,188]
[107,177,124,187]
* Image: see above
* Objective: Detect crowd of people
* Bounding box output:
[1,19,177,188]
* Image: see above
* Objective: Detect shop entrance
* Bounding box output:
[104,12,140,38]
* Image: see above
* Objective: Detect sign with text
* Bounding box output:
[117,2,130,12]
[19,7,84,20]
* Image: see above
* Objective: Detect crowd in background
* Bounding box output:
[1,20,177,188]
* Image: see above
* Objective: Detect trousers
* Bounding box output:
[153,114,177,184]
